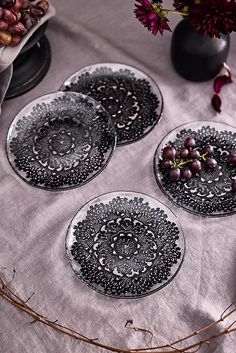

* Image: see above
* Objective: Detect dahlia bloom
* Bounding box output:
[188,0,236,38]
[135,0,236,38]
[134,0,171,35]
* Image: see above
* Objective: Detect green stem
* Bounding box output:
[174,159,192,168]
[174,153,207,169]
[161,8,188,16]
[200,153,207,161]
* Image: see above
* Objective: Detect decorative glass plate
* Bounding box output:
[60,63,163,146]
[66,192,185,298]
[154,121,236,217]
[6,92,116,190]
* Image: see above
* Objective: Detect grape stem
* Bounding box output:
[200,153,207,161]
[173,153,207,169]
[173,159,192,168]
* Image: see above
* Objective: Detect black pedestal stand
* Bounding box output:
[5,22,51,99]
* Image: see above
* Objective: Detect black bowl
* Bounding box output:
[20,21,48,55]
[5,21,51,99]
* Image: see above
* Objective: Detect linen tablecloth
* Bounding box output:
[0,1,235,352]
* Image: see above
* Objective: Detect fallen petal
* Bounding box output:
[211,94,222,113]
[213,74,232,94]
[223,62,232,80]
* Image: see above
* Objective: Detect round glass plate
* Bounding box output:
[6,92,116,190]
[154,121,236,217]
[66,191,185,298]
[60,63,163,146]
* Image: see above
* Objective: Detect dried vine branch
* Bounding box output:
[0,274,235,353]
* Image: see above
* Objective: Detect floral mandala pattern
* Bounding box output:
[154,123,236,217]
[6,92,116,190]
[61,64,163,145]
[66,193,185,298]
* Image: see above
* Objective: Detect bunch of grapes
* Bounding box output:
[160,136,236,193]
[0,0,49,46]
[160,136,218,182]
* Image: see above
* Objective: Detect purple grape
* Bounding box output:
[0,19,8,29]
[181,168,192,180]
[179,148,189,159]
[162,146,176,161]
[161,159,173,170]
[169,167,181,181]
[11,33,21,45]
[13,9,21,21]
[191,159,202,173]
[21,0,31,10]
[5,23,12,31]
[30,5,44,17]
[3,8,16,24]
[0,29,11,45]
[0,0,15,9]
[184,137,196,150]
[229,152,236,166]
[21,13,34,29]
[36,0,49,12]
[0,7,3,18]
[232,180,236,193]
[202,144,214,156]
[12,0,21,10]
[12,21,25,34]
[204,158,217,171]
[189,149,200,160]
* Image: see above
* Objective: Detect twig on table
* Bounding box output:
[0,273,235,353]
[125,319,153,345]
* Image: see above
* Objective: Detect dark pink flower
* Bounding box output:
[189,0,236,38]
[134,0,171,35]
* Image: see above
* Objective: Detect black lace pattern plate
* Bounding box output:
[66,192,185,298]
[61,63,163,146]
[6,92,116,190]
[154,122,236,217]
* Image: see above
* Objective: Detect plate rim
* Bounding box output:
[65,190,186,299]
[153,120,236,218]
[5,91,117,192]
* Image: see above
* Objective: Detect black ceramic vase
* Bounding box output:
[6,22,51,99]
[171,19,230,82]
